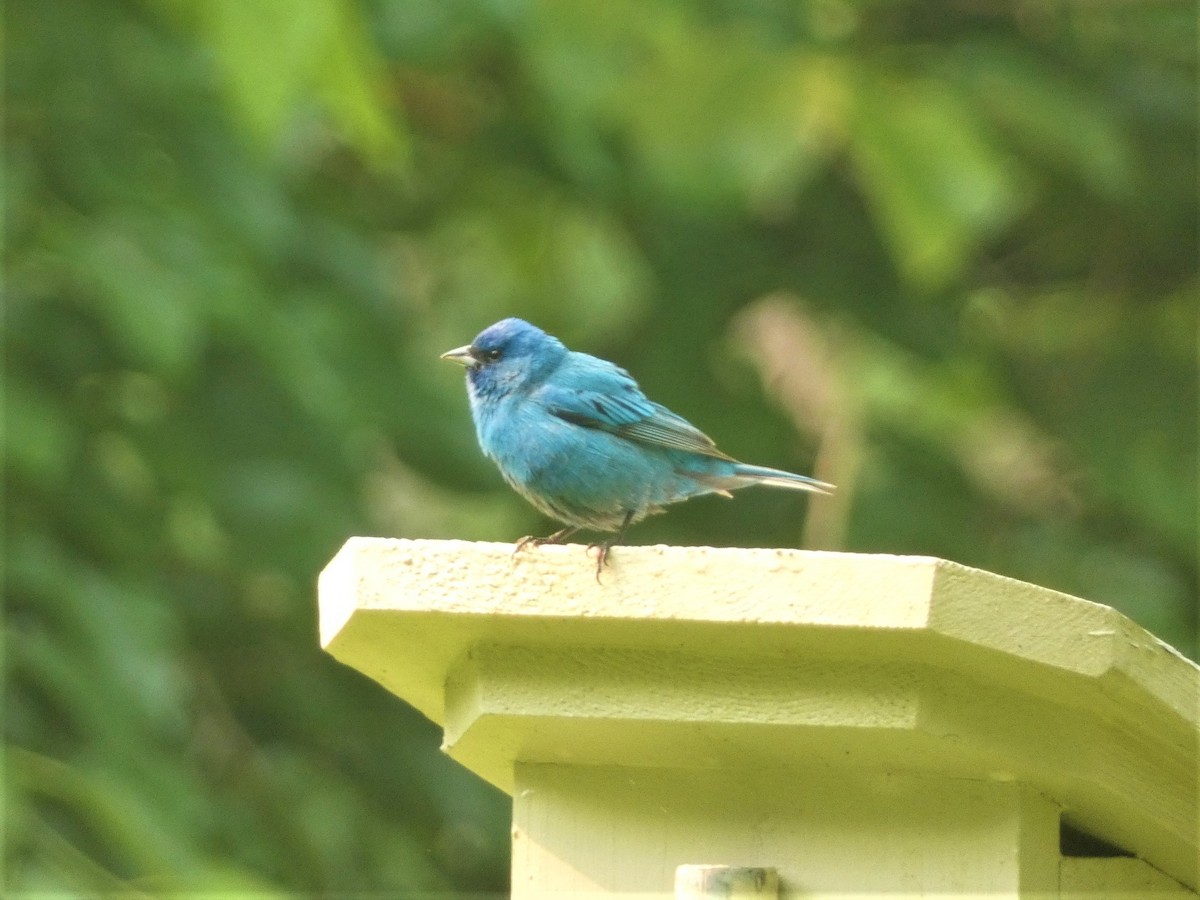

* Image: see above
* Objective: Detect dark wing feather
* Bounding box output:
[537,352,733,460]
[614,402,732,459]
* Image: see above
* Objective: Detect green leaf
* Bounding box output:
[848,73,1026,289]
[3,379,75,488]
[195,0,407,165]
[954,45,1135,198]
[75,219,205,376]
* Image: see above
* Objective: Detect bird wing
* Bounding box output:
[537,353,734,460]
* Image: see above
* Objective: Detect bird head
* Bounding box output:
[441,318,567,401]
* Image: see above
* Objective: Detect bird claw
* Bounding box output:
[512,513,632,583]
[512,526,578,558]
[586,541,614,583]
[587,510,634,584]
[512,535,541,555]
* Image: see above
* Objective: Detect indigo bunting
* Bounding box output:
[442,318,832,576]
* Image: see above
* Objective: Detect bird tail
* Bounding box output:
[731,463,834,495]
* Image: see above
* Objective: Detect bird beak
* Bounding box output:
[440,345,477,368]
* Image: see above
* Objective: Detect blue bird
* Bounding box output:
[441,318,833,577]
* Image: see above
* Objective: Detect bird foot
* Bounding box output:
[513,512,633,583]
[587,510,635,583]
[586,541,614,583]
[512,526,578,557]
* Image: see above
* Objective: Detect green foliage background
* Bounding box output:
[5,0,1196,894]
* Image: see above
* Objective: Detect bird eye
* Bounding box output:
[483,348,502,362]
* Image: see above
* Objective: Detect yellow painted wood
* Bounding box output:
[1061,857,1196,898]
[512,763,1059,898]
[319,537,1200,894]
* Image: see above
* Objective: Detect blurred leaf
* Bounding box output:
[423,170,652,336]
[192,0,408,165]
[524,0,828,211]
[73,218,207,377]
[953,44,1135,198]
[849,73,1026,289]
[314,1,411,166]
[3,379,75,488]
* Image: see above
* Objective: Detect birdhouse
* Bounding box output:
[318,538,1199,898]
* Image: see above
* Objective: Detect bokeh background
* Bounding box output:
[5,0,1196,894]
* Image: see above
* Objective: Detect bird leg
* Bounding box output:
[513,526,579,556]
[586,510,635,582]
